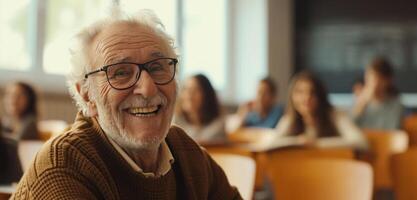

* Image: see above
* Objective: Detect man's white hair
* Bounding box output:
[66,6,177,115]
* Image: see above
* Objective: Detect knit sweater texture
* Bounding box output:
[11,113,241,200]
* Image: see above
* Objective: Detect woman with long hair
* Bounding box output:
[2,81,40,140]
[273,71,367,149]
[174,74,226,143]
[352,57,404,129]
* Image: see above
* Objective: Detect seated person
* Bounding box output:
[236,77,283,129]
[1,81,39,140]
[272,71,367,149]
[174,74,226,143]
[0,123,23,184]
[351,57,404,130]
[11,8,241,199]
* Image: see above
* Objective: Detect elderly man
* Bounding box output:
[12,9,241,200]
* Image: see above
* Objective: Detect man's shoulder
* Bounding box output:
[166,125,210,162]
[166,125,202,149]
[31,128,101,174]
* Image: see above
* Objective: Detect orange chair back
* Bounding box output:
[391,148,417,200]
[205,145,253,157]
[256,147,354,192]
[263,147,354,161]
[363,129,408,189]
[403,114,417,146]
[267,158,373,200]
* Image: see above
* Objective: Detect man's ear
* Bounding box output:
[76,82,98,117]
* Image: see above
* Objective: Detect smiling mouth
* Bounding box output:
[125,105,162,117]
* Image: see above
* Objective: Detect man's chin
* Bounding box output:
[109,131,164,150]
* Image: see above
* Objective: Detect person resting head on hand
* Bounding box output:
[270,71,367,150]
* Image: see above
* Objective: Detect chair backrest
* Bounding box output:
[267,158,373,200]
[211,153,256,200]
[391,148,417,200]
[254,147,354,193]
[363,129,409,189]
[205,145,253,158]
[18,141,45,172]
[403,114,417,146]
[263,147,354,161]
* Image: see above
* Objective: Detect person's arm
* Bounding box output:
[351,82,375,119]
[11,168,100,200]
[234,101,254,129]
[317,112,368,150]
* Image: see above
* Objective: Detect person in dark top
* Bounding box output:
[236,77,284,129]
[0,133,23,184]
[1,81,39,140]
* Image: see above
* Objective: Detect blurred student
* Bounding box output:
[0,121,23,184]
[236,77,283,129]
[351,57,404,130]
[272,71,367,149]
[174,74,227,143]
[1,82,39,140]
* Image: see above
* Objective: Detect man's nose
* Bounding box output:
[132,71,158,97]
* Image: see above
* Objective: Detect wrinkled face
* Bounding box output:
[291,79,318,116]
[4,84,28,118]
[86,22,177,150]
[255,82,275,112]
[180,77,203,114]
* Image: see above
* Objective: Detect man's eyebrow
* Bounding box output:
[150,52,165,58]
[107,52,165,64]
[108,57,133,64]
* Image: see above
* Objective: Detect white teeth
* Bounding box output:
[128,106,158,114]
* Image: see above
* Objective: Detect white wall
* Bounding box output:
[267,0,293,103]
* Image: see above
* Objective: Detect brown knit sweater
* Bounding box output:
[11,113,242,200]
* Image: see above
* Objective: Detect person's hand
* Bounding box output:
[358,82,375,104]
[352,82,376,117]
[237,101,254,118]
[296,135,317,147]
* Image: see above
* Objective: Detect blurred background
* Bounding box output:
[1,0,417,199]
[1,0,416,121]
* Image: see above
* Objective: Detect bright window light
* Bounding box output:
[182,0,226,90]
[43,0,110,75]
[0,0,30,71]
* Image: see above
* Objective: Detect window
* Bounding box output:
[0,0,240,100]
[43,0,109,74]
[181,0,227,90]
[0,0,30,71]
[120,0,177,38]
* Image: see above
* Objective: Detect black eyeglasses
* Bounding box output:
[84,58,178,90]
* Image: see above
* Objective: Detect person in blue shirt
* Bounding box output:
[236,77,284,129]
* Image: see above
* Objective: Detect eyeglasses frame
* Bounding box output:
[84,57,178,90]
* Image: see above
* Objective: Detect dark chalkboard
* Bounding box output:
[295,0,417,93]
